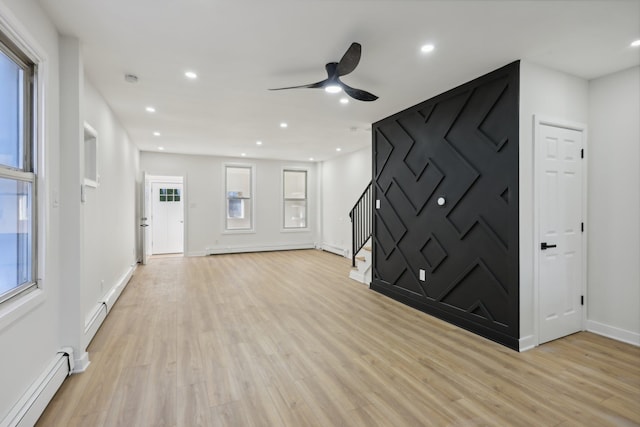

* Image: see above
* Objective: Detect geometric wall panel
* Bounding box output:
[371,61,520,349]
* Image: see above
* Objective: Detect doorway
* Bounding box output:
[143,175,185,257]
[534,117,586,345]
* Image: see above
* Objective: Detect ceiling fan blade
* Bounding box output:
[342,83,378,102]
[336,42,361,76]
[269,80,327,90]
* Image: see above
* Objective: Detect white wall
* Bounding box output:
[0,2,140,421]
[320,146,372,257]
[519,61,589,349]
[140,152,318,256]
[0,0,61,418]
[587,66,640,344]
[82,80,139,337]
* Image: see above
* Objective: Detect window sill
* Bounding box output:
[281,227,311,233]
[0,286,45,332]
[222,229,256,235]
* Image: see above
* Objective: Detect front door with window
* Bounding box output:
[151,182,184,254]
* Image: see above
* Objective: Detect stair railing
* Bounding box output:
[349,181,372,267]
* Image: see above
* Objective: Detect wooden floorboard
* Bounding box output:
[37,249,640,426]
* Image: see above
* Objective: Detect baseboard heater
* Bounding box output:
[1,348,73,427]
[321,243,348,258]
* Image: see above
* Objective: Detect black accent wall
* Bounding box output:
[371,61,520,349]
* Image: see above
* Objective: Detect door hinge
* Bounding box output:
[581,222,584,232]
[581,148,584,159]
[581,295,584,306]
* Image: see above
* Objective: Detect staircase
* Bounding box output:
[348,181,372,285]
[349,239,372,284]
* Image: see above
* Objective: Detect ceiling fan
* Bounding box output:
[269,42,378,102]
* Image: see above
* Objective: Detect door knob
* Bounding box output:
[140,224,149,227]
[540,242,557,250]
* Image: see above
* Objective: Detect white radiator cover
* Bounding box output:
[1,350,71,427]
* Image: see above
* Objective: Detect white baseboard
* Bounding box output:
[1,352,69,427]
[73,351,90,373]
[185,251,206,257]
[83,303,106,349]
[206,242,315,255]
[321,243,348,258]
[518,335,536,352]
[586,320,640,347]
[83,263,137,350]
[103,264,136,313]
[349,269,366,283]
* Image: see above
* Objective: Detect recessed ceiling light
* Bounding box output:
[421,44,435,53]
[340,97,349,104]
[158,146,165,151]
[256,140,263,145]
[631,39,640,47]
[325,85,342,93]
[153,131,161,136]
[336,148,342,152]
[309,157,314,161]
[280,122,288,128]
[146,106,156,113]
[185,71,198,79]
[241,153,247,157]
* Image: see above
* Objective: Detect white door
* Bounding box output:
[537,123,584,344]
[151,182,184,254]
[141,172,151,265]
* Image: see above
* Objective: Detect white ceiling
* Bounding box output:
[37,0,640,162]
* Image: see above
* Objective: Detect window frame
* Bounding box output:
[0,28,38,306]
[282,168,308,231]
[223,163,255,233]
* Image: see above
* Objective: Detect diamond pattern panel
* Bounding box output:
[371,62,520,348]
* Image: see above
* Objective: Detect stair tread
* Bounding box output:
[355,256,366,261]
[363,246,372,252]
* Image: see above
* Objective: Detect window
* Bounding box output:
[225,165,252,230]
[283,169,307,229]
[0,32,37,304]
[159,187,181,202]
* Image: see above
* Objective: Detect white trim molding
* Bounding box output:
[82,263,137,349]
[321,243,349,258]
[206,242,315,256]
[518,335,536,352]
[586,320,640,347]
[0,352,69,427]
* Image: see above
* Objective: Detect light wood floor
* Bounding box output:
[37,250,640,426]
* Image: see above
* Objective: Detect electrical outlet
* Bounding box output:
[419,269,426,281]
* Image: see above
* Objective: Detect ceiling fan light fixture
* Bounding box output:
[325,85,342,94]
[268,42,377,102]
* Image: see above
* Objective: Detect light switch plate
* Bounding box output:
[376,199,380,209]
[419,269,426,281]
